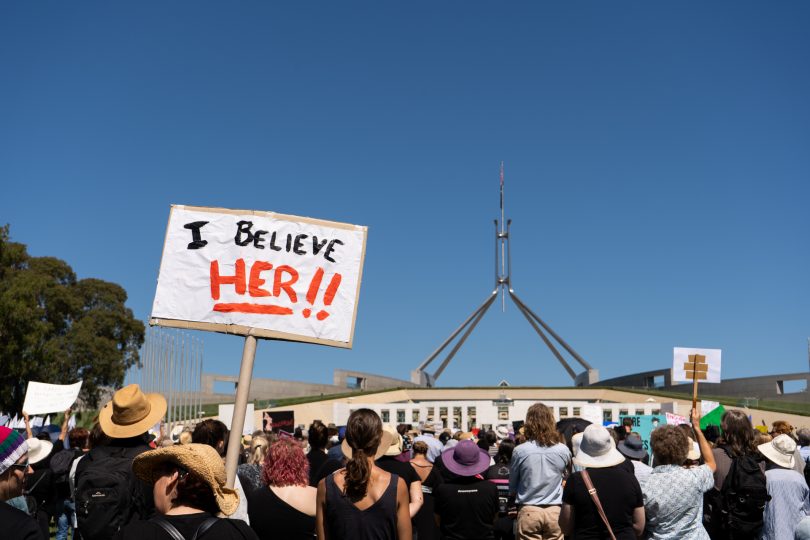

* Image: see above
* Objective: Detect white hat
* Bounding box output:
[686,438,700,461]
[571,432,584,456]
[758,434,796,469]
[26,438,53,465]
[573,425,625,468]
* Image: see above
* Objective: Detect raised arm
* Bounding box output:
[59,408,71,441]
[692,408,716,472]
[23,411,33,439]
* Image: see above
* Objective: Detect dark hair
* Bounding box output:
[192,419,228,456]
[308,420,329,451]
[438,432,451,444]
[344,409,382,500]
[162,463,218,514]
[412,441,429,456]
[477,430,497,451]
[88,422,110,449]
[494,439,515,465]
[718,409,756,457]
[651,425,689,466]
[524,403,561,446]
[68,427,90,449]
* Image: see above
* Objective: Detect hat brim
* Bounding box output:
[574,447,626,468]
[758,442,795,469]
[617,441,647,460]
[26,439,53,465]
[341,430,395,461]
[99,393,167,439]
[443,446,491,477]
[133,445,240,516]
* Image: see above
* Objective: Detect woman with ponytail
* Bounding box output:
[316,409,411,539]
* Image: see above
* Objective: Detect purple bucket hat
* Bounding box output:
[443,440,490,477]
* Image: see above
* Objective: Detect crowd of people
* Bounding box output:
[2,383,810,540]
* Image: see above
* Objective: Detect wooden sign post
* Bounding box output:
[684,353,708,410]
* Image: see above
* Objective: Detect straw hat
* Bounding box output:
[99,384,167,439]
[573,425,626,468]
[26,438,53,465]
[132,443,239,516]
[382,425,403,457]
[341,428,395,460]
[758,434,796,469]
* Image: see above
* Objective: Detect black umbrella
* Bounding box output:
[556,417,592,448]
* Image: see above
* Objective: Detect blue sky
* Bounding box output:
[2,2,808,389]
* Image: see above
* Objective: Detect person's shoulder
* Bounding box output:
[217,518,260,540]
[0,502,41,535]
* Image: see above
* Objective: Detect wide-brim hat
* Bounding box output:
[686,438,701,461]
[99,384,167,439]
[132,443,239,516]
[341,428,395,460]
[382,425,404,457]
[443,440,490,476]
[617,434,647,460]
[759,434,796,469]
[574,424,626,468]
[25,437,53,465]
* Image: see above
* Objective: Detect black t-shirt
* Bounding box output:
[313,459,344,487]
[375,456,419,486]
[114,513,258,540]
[562,466,642,540]
[247,487,316,539]
[434,477,499,540]
[0,502,44,540]
[307,450,329,487]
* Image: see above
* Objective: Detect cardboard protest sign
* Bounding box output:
[22,381,83,415]
[672,347,721,383]
[151,205,368,348]
[218,403,255,435]
[619,414,664,454]
[665,412,689,425]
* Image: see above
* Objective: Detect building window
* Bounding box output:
[619,408,629,418]
[397,410,406,423]
[412,410,420,422]
[651,409,661,416]
[439,407,448,418]
[559,407,568,417]
[603,409,613,423]
[427,407,434,420]
[381,410,390,423]
[497,406,509,420]
[573,407,581,417]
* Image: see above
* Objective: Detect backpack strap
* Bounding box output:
[192,518,219,540]
[151,516,220,540]
[580,470,617,540]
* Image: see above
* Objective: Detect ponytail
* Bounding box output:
[342,408,383,500]
[344,447,372,499]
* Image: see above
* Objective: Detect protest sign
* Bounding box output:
[151,205,368,348]
[263,411,295,434]
[672,348,721,383]
[22,381,83,415]
[218,403,255,435]
[619,414,664,454]
[665,412,689,425]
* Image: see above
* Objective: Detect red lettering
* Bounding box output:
[210,259,246,300]
[248,261,273,297]
[273,265,299,302]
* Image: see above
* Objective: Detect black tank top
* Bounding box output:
[325,472,398,540]
[247,486,316,539]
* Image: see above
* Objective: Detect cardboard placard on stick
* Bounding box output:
[150,205,368,488]
[672,347,722,410]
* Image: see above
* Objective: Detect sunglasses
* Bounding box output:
[9,459,30,471]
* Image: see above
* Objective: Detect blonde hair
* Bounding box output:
[248,433,271,465]
[178,431,193,445]
[523,403,561,446]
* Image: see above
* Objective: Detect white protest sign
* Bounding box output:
[665,412,689,425]
[672,347,721,383]
[151,205,367,348]
[218,404,255,435]
[701,400,721,416]
[22,381,83,415]
[580,404,604,426]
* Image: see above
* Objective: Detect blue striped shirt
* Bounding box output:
[761,467,810,540]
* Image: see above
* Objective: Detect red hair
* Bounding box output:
[262,438,309,487]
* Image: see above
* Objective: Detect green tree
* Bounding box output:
[0,225,145,413]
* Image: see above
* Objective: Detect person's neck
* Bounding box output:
[165,505,206,516]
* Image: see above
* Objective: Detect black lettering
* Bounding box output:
[253,230,268,249]
[324,239,344,263]
[285,233,293,252]
[312,236,328,255]
[183,221,209,250]
[293,234,308,255]
[269,231,282,251]
[235,221,254,246]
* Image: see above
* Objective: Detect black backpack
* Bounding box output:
[50,448,76,486]
[720,452,771,537]
[75,446,144,540]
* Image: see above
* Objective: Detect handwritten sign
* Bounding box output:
[672,347,721,383]
[665,412,689,425]
[22,381,83,415]
[150,206,367,348]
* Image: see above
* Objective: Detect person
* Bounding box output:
[642,408,716,539]
[238,432,271,493]
[375,424,423,518]
[75,384,166,540]
[758,434,810,540]
[509,402,571,540]
[23,434,55,538]
[617,433,652,482]
[0,426,43,540]
[248,438,317,539]
[559,424,645,539]
[434,439,500,540]
[308,421,330,487]
[315,408,411,539]
[410,440,443,540]
[797,428,810,467]
[114,443,258,540]
[192,418,251,523]
[54,426,89,540]
[486,439,516,540]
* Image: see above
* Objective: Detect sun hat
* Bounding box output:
[99,384,167,439]
[132,443,239,515]
[495,426,509,440]
[341,428,395,460]
[574,424,626,468]
[382,425,404,457]
[686,438,701,461]
[758,433,796,469]
[26,437,53,465]
[0,427,28,475]
[617,433,647,460]
[571,432,584,457]
[443,440,490,477]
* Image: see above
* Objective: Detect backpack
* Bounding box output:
[75,446,143,540]
[50,448,76,486]
[720,452,771,537]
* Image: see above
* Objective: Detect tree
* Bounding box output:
[0,225,145,413]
